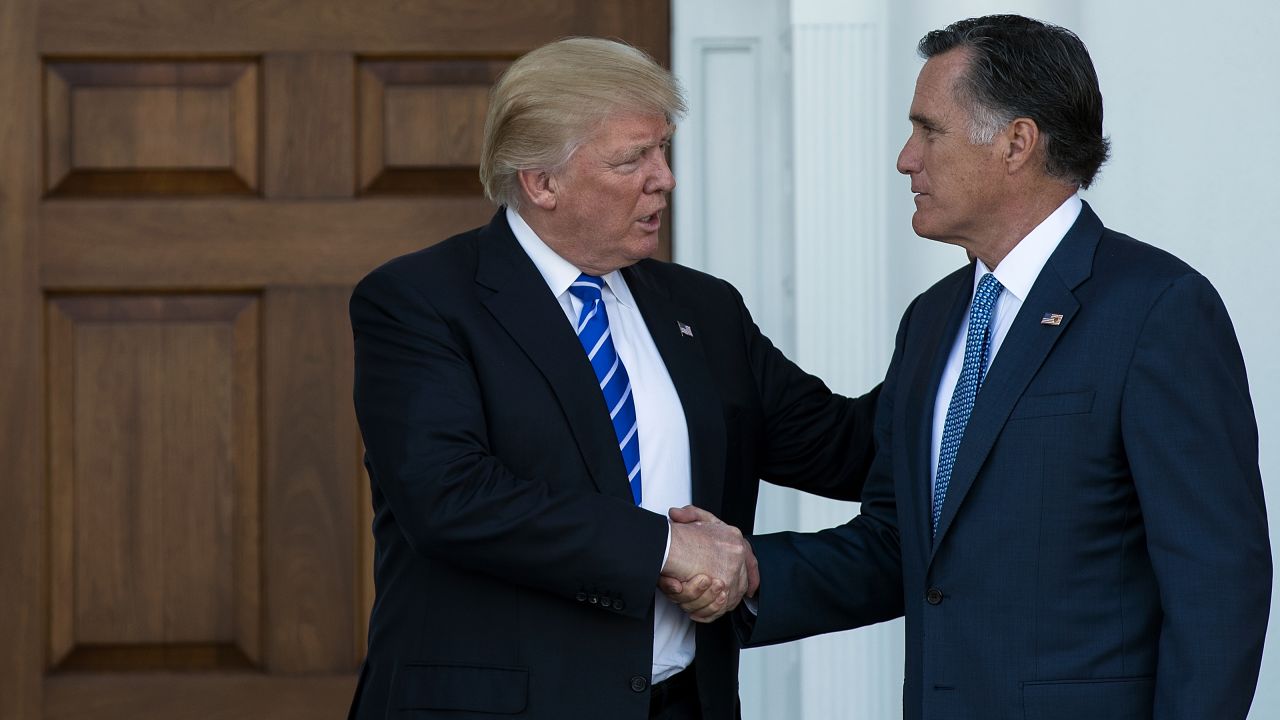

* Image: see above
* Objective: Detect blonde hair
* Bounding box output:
[480,37,686,210]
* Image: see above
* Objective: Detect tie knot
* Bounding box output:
[569,274,605,303]
[973,272,1003,313]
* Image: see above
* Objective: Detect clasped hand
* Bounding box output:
[658,505,759,623]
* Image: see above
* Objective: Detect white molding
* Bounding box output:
[789,15,904,720]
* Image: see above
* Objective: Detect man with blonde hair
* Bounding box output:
[348,37,878,720]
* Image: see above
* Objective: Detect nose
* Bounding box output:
[896,134,919,176]
[647,149,676,193]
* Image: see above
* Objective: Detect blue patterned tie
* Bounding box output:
[568,274,642,505]
[933,272,1003,536]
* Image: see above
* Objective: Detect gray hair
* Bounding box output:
[919,15,1110,188]
[480,37,687,210]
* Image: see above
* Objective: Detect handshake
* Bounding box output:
[658,505,759,624]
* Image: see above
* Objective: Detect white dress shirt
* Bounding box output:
[929,195,1083,492]
[508,208,694,683]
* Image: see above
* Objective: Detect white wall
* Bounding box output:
[673,1,1279,717]
[1078,3,1280,714]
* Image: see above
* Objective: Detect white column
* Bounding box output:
[789,1,902,718]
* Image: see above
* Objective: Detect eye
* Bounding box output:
[609,157,641,175]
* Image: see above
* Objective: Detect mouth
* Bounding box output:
[636,210,663,232]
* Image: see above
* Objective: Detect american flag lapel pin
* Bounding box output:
[1040,312,1064,326]
[677,321,694,337]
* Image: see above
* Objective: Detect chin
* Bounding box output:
[629,235,661,260]
[910,214,930,239]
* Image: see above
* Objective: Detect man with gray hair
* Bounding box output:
[347,37,878,720]
[673,13,1270,720]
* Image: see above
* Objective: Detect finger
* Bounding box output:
[678,579,724,613]
[668,504,722,524]
[667,575,712,605]
[687,591,728,621]
[657,575,684,596]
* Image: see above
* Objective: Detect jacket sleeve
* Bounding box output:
[351,267,669,620]
[739,297,914,645]
[1120,273,1271,719]
[728,281,880,501]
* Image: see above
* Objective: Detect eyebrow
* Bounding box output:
[908,113,938,129]
[619,130,675,160]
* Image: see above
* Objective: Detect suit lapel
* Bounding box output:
[901,270,973,553]
[475,212,634,503]
[623,263,727,515]
[930,204,1102,553]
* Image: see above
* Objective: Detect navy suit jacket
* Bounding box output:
[348,210,877,719]
[744,203,1271,720]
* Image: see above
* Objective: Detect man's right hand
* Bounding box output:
[658,505,757,623]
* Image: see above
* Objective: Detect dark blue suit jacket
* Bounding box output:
[745,203,1271,719]
[348,211,878,719]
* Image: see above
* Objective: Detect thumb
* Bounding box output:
[668,504,720,524]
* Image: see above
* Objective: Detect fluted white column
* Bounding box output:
[789,2,902,719]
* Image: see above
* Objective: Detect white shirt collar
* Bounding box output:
[506,207,635,308]
[975,194,1083,300]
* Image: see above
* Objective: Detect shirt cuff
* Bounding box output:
[662,518,672,569]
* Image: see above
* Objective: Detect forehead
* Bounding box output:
[587,112,673,149]
[910,49,971,120]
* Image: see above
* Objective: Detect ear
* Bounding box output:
[517,169,558,211]
[1003,117,1040,175]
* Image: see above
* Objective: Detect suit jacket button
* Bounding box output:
[925,587,943,605]
[630,676,648,693]
[612,598,625,611]
[575,591,587,602]
[589,594,599,605]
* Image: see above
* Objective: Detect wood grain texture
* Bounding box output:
[263,53,355,198]
[0,0,44,715]
[264,287,359,673]
[45,61,260,196]
[39,0,671,59]
[384,84,488,167]
[41,198,496,288]
[72,86,232,168]
[46,300,75,668]
[45,674,357,720]
[46,296,261,668]
[358,59,506,194]
[40,0,581,54]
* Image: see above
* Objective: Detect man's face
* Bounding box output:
[896,49,1007,248]
[545,112,674,275]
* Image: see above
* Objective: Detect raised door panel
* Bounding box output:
[45,61,258,195]
[46,295,261,671]
[358,59,508,195]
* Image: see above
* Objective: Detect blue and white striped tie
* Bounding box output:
[568,274,642,505]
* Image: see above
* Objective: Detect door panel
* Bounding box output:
[0,0,671,717]
[47,295,261,671]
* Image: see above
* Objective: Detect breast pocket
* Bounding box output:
[1021,676,1153,719]
[1008,390,1094,420]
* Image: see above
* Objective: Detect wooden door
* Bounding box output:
[0,2,670,718]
